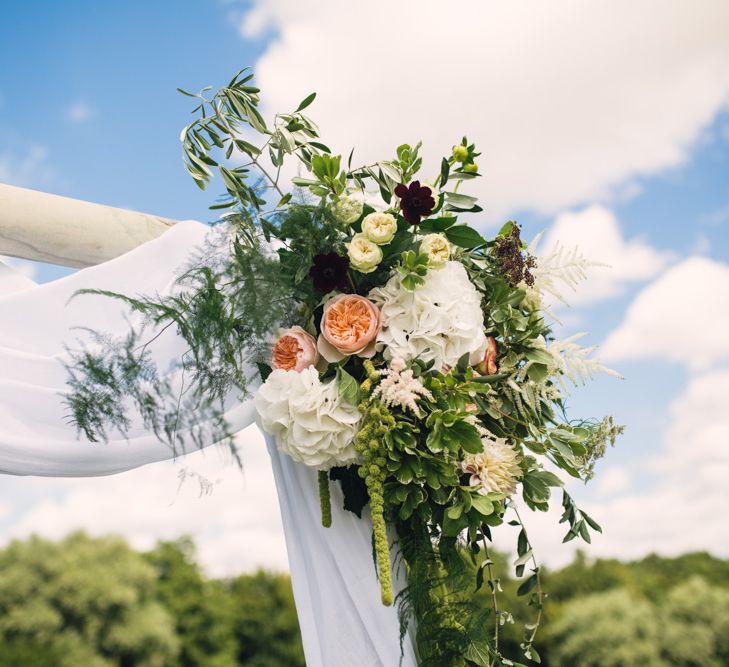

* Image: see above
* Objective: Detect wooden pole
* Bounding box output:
[0,183,177,268]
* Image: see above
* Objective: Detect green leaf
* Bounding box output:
[513,549,533,568]
[336,367,360,406]
[470,495,495,516]
[295,92,317,112]
[534,470,564,487]
[475,562,486,592]
[256,362,272,382]
[444,192,478,208]
[329,466,368,518]
[417,216,457,233]
[497,220,515,237]
[395,465,414,485]
[525,348,554,365]
[582,511,602,533]
[517,573,538,596]
[471,372,508,384]
[550,437,577,465]
[425,426,444,453]
[439,157,450,188]
[527,363,549,383]
[578,520,592,543]
[442,512,468,537]
[444,421,482,454]
[463,639,491,666]
[444,225,487,249]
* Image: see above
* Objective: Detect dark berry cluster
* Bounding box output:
[493,224,537,286]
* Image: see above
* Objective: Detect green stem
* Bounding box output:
[318,470,332,528]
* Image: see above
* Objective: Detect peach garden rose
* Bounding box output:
[271,326,320,372]
[318,294,381,362]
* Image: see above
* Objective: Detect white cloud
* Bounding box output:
[699,202,729,227]
[1,426,289,577]
[66,101,95,124]
[0,145,53,188]
[583,368,729,559]
[540,205,673,306]
[240,0,729,220]
[594,466,631,498]
[601,256,729,370]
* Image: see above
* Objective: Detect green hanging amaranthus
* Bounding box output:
[318,470,332,528]
[355,360,394,606]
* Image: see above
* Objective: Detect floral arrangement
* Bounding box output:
[65,68,622,667]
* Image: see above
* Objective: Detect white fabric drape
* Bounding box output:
[0,221,416,665]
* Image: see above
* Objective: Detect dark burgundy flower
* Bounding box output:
[309,252,350,292]
[394,181,436,225]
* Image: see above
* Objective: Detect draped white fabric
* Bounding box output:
[0,221,416,665]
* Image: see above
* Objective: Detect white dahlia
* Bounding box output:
[255,367,361,470]
[370,261,487,371]
[460,437,521,496]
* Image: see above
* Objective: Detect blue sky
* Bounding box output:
[1,1,728,574]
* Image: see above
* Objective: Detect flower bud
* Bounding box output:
[477,337,498,375]
[331,195,364,225]
[452,145,468,162]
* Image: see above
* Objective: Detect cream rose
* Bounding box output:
[271,326,319,372]
[347,233,383,274]
[420,233,450,266]
[361,212,397,245]
[318,293,381,362]
[331,195,363,225]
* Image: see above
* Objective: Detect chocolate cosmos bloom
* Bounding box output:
[309,252,350,292]
[395,181,436,225]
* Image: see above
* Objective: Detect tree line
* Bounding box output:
[0,532,726,666]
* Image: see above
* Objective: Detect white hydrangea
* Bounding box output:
[255,367,361,470]
[370,261,487,371]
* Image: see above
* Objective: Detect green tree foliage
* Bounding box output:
[549,589,664,666]
[1,533,728,667]
[0,534,304,667]
[660,576,729,666]
[0,532,178,667]
[228,572,305,667]
[144,538,236,667]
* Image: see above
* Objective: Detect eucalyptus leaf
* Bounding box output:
[444,225,487,249]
